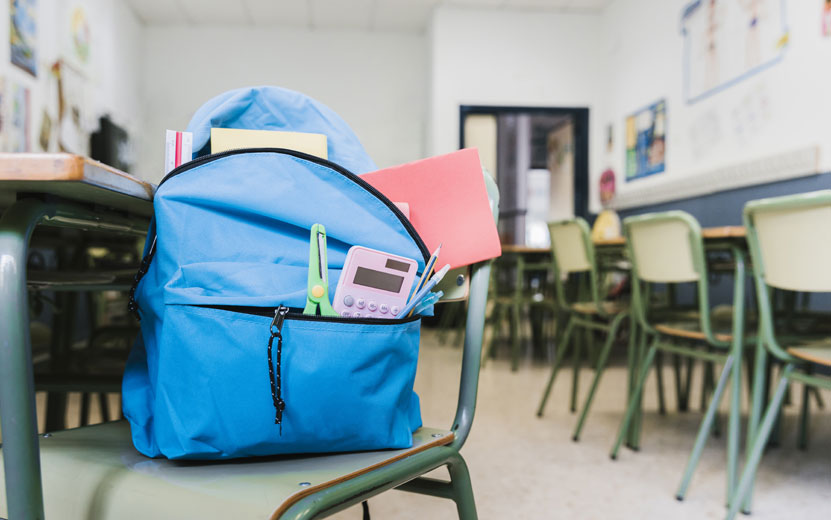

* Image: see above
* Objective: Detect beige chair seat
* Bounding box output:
[654,321,734,343]
[787,338,831,367]
[571,300,628,315]
[0,421,453,519]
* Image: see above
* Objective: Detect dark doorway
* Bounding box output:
[459,105,589,247]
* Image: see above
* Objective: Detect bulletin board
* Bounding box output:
[625,99,666,182]
[681,0,789,104]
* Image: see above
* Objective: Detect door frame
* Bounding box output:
[459,105,590,221]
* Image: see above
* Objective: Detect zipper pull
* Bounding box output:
[268,305,290,433]
[270,305,289,338]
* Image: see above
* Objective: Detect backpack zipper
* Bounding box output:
[202,304,421,325]
[156,147,429,262]
[128,147,431,318]
[261,303,418,433]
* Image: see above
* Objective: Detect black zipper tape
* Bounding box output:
[128,147,431,319]
[157,147,429,262]
[200,304,421,325]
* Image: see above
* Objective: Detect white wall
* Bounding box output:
[0,0,143,158]
[139,26,426,182]
[597,0,831,207]
[428,5,604,204]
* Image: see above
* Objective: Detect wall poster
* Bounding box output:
[681,0,788,104]
[625,99,666,182]
[10,82,30,152]
[10,0,37,77]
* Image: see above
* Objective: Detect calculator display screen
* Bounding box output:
[353,267,404,293]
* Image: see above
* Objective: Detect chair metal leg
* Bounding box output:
[679,355,694,412]
[655,349,666,415]
[611,338,657,459]
[675,355,734,501]
[741,335,768,513]
[482,305,504,368]
[573,314,625,441]
[510,303,522,372]
[798,380,810,450]
[628,328,649,449]
[447,454,478,520]
[537,318,576,417]
[626,317,637,401]
[80,392,91,426]
[701,360,714,413]
[811,386,825,409]
[570,328,584,413]
[728,368,793,519]
[727,345,743,503]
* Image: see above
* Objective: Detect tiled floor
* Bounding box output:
[333,329,831,519]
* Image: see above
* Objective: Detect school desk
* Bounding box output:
[0,153,153,519]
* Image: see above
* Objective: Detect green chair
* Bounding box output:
[727,190,831,519]
[609,211,750,507]
[485,252,555,371]
[0,200,498,519]
[536,218,633,442]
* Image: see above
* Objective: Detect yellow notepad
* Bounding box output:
[210,128,328,159]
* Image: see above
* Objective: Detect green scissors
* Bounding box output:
[303,223,338,317]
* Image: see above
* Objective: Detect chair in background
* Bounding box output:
[609,211,750,507]
[484,252,554,371]
[727,190,831,519]
[536,218,633,442]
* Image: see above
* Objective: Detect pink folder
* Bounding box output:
[360,148,501,270]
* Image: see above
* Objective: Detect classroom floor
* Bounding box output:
[332,329,831,519]
[22,328,831,519]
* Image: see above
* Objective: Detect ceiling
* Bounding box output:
[124,0,615,33]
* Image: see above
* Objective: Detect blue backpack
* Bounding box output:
[123,86,428,460]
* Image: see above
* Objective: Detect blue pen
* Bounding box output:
[413,290,444,316]
[401,264,450,318]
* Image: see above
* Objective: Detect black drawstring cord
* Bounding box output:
[268,306,289,434]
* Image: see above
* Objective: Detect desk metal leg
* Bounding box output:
[0,200,53,520]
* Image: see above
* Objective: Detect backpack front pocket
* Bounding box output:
[150,303,421,460]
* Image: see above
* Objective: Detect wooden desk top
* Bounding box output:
[502,226,747,253]
[0,153,155,216]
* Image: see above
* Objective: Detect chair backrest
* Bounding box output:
[744,190,831,293]
[548,218,604,313]
[624,211,716,342]
[549,219,592,274]
[744,190,831,362]
[625,212,703,283]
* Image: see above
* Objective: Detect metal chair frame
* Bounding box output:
[727,190,831,519]
[536,218,633,442]
[609,211,749,507]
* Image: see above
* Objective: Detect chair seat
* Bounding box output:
[571,300,628,315]
[0,421,453,519]
[787,338,831,367]
[654,321,733,342]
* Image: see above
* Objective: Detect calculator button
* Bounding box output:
[353,312,362,318]
[343,295,354,307]
[356,298,366,309]
[341,311,350,317]
[391,306,400,316]
[367,301,377,311]
[379,304,389,314]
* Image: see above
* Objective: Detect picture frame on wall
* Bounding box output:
[10,0,38,77]
[625,99,666,182]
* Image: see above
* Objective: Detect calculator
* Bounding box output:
[333,246,418,319]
